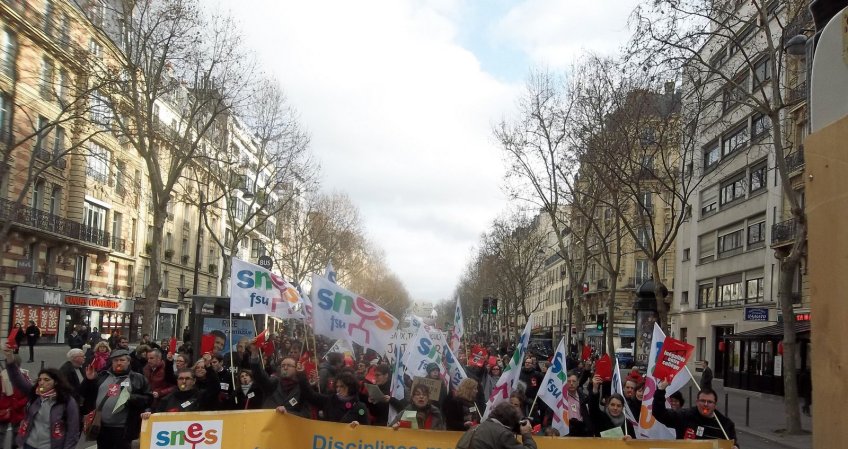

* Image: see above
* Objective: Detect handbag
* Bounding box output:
[83,390,111,440]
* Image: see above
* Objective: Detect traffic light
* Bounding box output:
[481,297,491,314]
[490,298,498,315]
[596,313,605,331]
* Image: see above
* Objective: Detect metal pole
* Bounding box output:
[724,393,729,417]
[745,397,750,426]
[688,385,692,406]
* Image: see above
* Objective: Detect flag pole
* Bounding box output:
[684,365,729,440]
[527,393,540,419]
[310,325,321,393]
[251,318,265,371]
[229,312,238,405]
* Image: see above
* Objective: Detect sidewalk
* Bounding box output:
[687,378,813,449]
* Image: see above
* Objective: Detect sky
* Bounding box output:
[222,0,640,304]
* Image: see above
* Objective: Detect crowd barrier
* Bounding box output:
[140,410,733,449]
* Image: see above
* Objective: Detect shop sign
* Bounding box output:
[12,305,60,336]
[744,307,769,321]
[14,286,133,313]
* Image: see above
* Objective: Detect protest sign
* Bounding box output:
[652,337,695,383]
[411,376,443,402]
[140,410,733,449]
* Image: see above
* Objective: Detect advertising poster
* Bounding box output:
[201,317,257,355]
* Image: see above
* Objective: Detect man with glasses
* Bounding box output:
[248,345,310,416]
[140,359,221,416]
[654,379,739,449]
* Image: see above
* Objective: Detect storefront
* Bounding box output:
[12,286,135,344]
[721,314,811,395]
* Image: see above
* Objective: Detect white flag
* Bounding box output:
[482,318,534,419]
[230,258,299,316]
[324,338,354,360]
[325,260,337,283]
[387,343,406,426]
[450,297,464,354]
[613,355,637,428]
[634,323,688,439]
[310,273,399,353]
[536,338,570,436]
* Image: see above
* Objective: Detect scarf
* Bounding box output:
[606,407,625,427]
[278,377,298,392]
[241,383,251,395]
[38,387,57,399]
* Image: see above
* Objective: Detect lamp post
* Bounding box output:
[176,287,189,338]
[559,268,566,347]
[192,191,205,295]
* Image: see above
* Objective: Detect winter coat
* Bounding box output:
[443,394,480,431]
[24,325,40,346]
[388,403,446,430]
[587,389,635,438]
[0,370,27,424]
[249,358,309,416]
[80,368,152,440]
[156,369,220,413]
[143,360,177,407]
[359,380,403,426]
[299,376,369,424]
[455,419,536,449]
[653,389,737,443]
[7,363,79,449]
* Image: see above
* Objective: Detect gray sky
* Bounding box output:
[223,0,640,302]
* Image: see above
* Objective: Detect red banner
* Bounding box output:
[12,306,59,336]
[652,336,695,383]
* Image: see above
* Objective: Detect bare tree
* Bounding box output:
[493,69,595,351]
[276,192,368,287]
[88,0,257,336]
[630,0,810,433]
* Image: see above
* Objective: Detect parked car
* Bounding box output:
[615,348,634,369]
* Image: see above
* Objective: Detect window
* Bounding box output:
[0,94,8,137]
[90,91,110,127]
[110,261,119,291]
[49,187,60,215]
[112,211,122,244]
[704,143,720,169]
[752,114,771,139]
[697,337,707,361]
[717,274,744,306]
[753,57,771,86]
[32,180,45,210]
[44,1,55,36]
[681,292,689,305]
[74,255,87,286]
[251,238,261,259]
[746,277,764,302]
[636,227,650,248]
[127,264,134,289]
[34,116,49,156]
[89,38,103,58]
[747,221,766,248]
[683,248,691,261]
[723,75,748,113]
[722,126,749,156]
[637,192,652,214]
[87,143,109,183]
[635,259,650,284]
[698,283,714,308]
[87,0,105,26]
[143,266,150,288]
[1,29,16,77]
[83,202,107,234]
[40,57,54,97]
[749,163,767,193]
[718,229,744,255]
[720,175,745,205]
[52,125,65,156]
[181,238,189,259]
[699,232,715,263]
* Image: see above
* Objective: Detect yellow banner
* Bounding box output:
[140,410,732,449]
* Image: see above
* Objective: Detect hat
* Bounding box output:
[425,362,440,373]
[109,349,130,359]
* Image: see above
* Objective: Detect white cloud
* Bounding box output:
[224,0,517,301]
[493,0,641,67]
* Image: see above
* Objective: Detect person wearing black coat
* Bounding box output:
[249,353,310,417]
[24,321,40,363]
[359,364,403,426]
[300,371,369,424]
[144,362,220,414]
[588,376,635,438]
[443,378,481,431]
[227,369,265,410]
[653,380,738,448]
[455,402,536,449]
[12,323,25,355]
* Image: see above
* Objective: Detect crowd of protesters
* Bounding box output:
[0,327,738,449]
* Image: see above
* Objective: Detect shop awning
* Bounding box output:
[722,321,811,340]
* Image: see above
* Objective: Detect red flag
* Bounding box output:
[364,365,377,384]
[470,345,487,368]
[581,345,592,361]
[652,337,695,383]
[168,337,177,355]
[6,329,18,350]
[595,353,613,381]
[255,329,268,346]
[200,334,215,355]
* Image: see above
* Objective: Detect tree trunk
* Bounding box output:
[219,253,232,295]
[141,210,166,339]
[778,254,803,434]
[651,261,669,332]
[607,273,618,355]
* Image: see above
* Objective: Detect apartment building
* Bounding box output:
[672,0,811,394]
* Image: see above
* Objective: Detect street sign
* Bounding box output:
[744,307,769,321]
[257,255,273,270]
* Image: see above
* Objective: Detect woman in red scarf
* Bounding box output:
[4,347,79,449]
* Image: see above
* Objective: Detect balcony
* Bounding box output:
[86,167,108,185]
[771,218,798,248]
[24,272,58,287]
[71,278,92,291]
[110,236,127,253]
[52,157,66,170]
[785,148,805,175]
[596,279,608,290]
[787,81,807,104]
[34,148,51,162]
[0,198,110,247]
